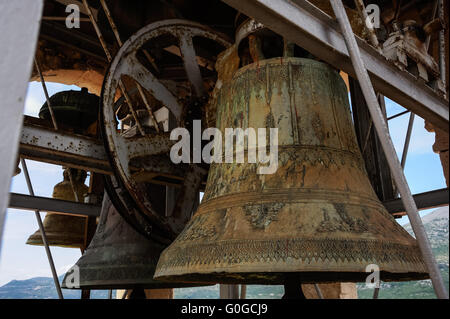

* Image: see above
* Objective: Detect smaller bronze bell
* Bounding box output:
[62,192,207,290]
[39,87,99,132]
[26,168,89,248]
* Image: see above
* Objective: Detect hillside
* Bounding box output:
[0,275,112,299]
[357,206,449,299]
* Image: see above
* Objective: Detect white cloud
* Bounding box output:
[24,95,42,117]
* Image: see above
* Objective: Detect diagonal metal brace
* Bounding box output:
[330,0,448,299]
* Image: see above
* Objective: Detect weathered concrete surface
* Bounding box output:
[32,40,106,95]
[0,0,44,253]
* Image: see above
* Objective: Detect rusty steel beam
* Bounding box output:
[19,121,112,175]
[221,0,449,132]
[9,192,101,218]
[385,188,449,216]
[40,21,107,52]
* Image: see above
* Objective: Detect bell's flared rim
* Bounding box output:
[61,266,212,290]
[154,199,429,285]
[154,244,429,284]
[154,271,429,285]
[26,232,84,249]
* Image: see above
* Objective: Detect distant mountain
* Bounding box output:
[357,206,449,299]
[1,207,447,299]
[0,275,112,299]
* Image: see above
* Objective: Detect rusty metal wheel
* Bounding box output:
[101,19,231,240]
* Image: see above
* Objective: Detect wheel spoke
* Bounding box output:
[179,33,206,97]
[128,155,185,184]
[117,132,174,163]
[118,53,183,121]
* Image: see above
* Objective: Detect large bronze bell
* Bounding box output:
[26,168,88,248]
[154,57,428,284]
[61,192,205,289]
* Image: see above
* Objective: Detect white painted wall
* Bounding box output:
[0,0,44,254]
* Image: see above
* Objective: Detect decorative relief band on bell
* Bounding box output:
[155,238,427,278]
[243,202,286,229]
[210,145,366,167]
[197,189,388,217]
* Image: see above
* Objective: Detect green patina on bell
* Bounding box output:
[39,87,99,131]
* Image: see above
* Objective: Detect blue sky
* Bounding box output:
[0,81,447,286]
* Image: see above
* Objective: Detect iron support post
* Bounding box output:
[20,158,63,299]
[330,0,448,299]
